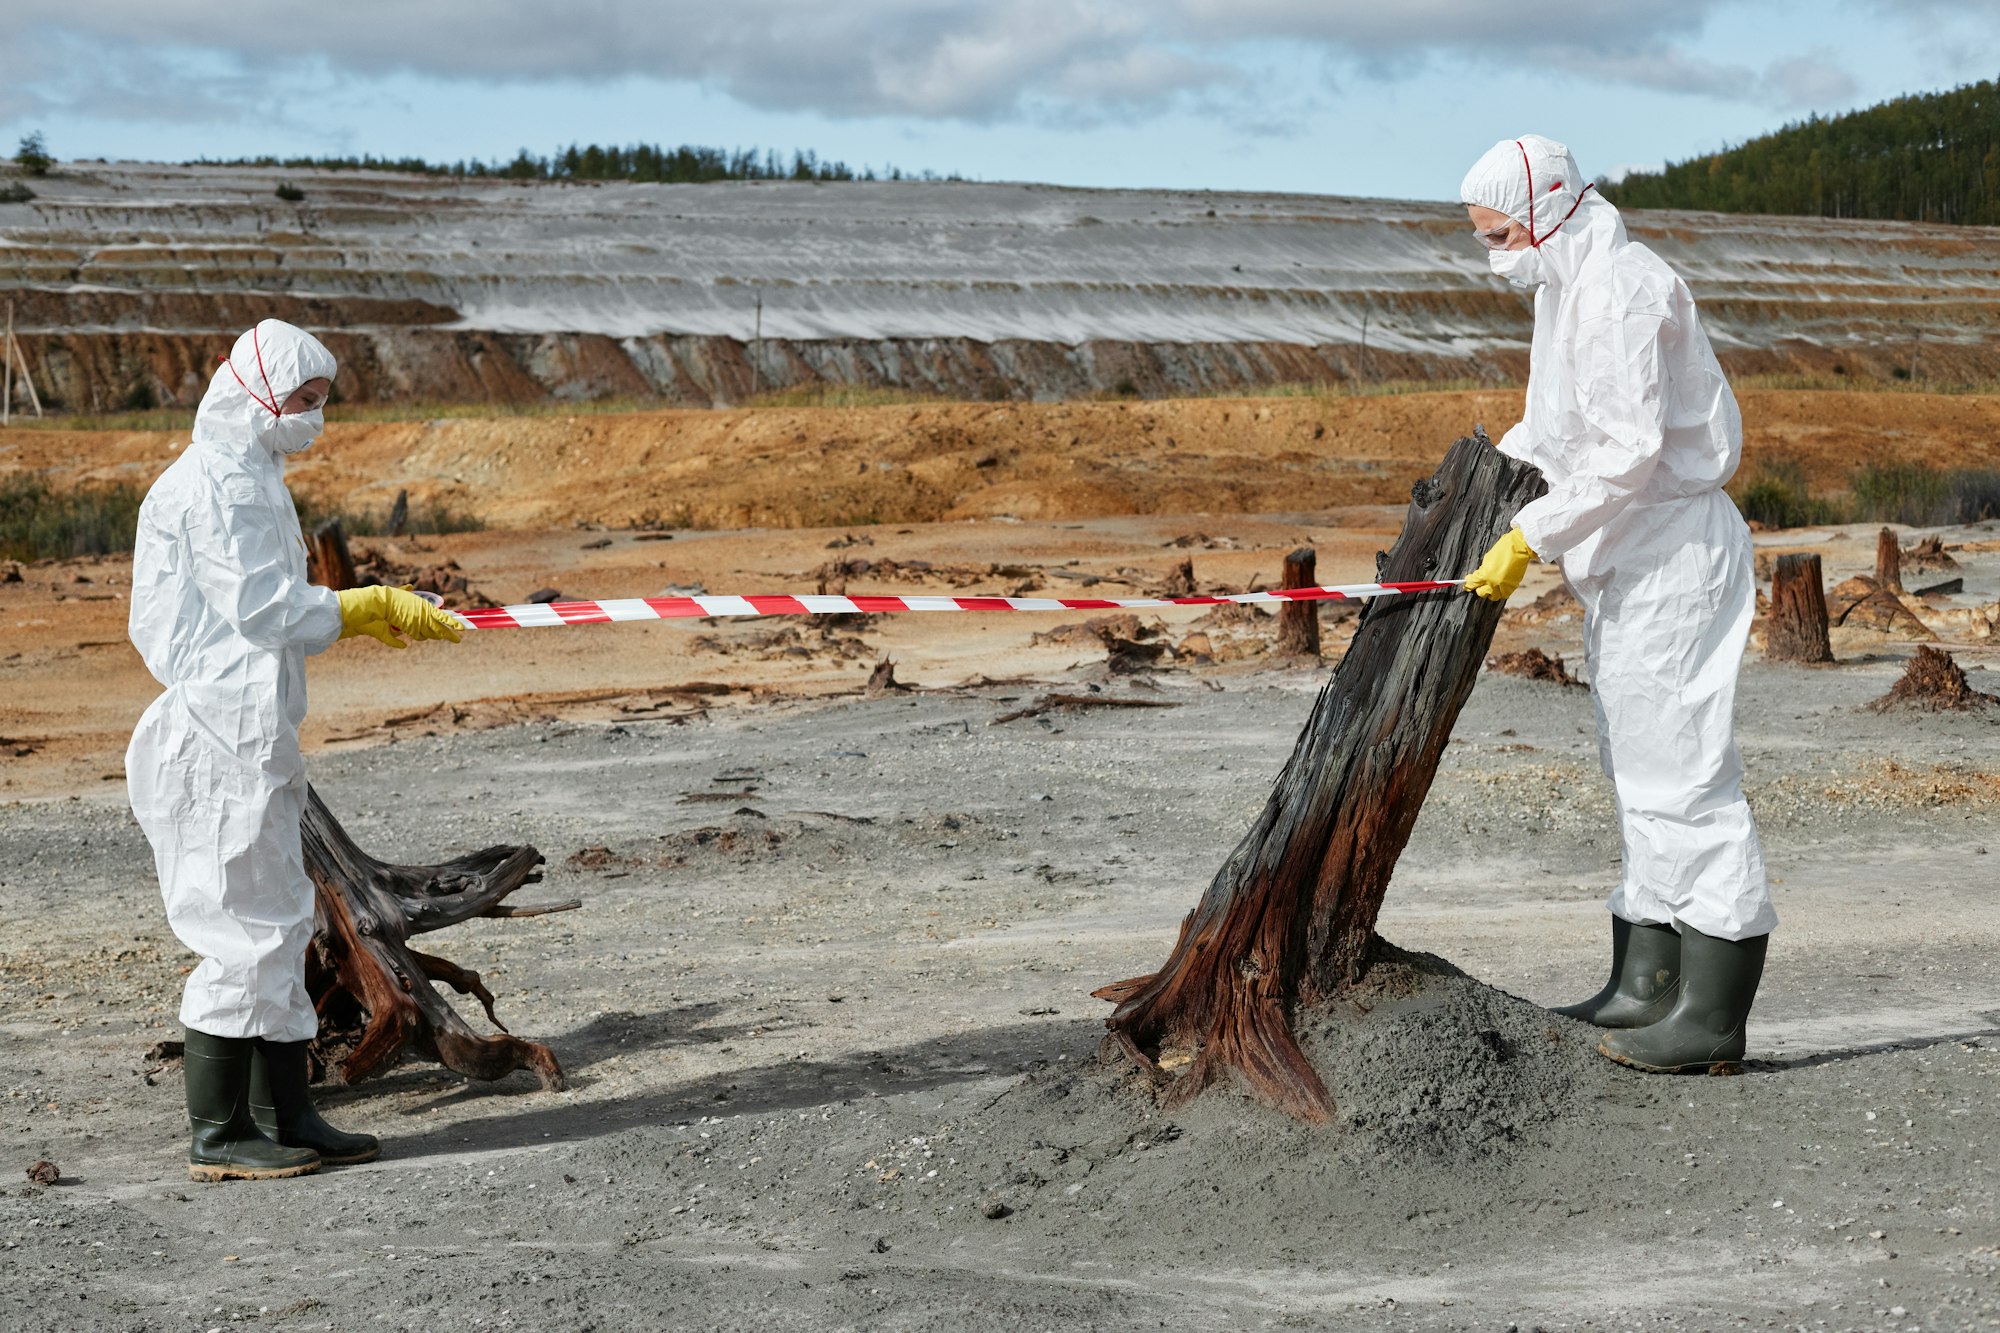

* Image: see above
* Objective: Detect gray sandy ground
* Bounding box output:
[3,641,1999,1332]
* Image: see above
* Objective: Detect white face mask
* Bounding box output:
[1489,244,1546,289]
[254,407,324,456]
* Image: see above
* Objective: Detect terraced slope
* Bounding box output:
[2,163,1997,409]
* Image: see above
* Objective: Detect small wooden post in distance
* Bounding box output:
[1275,547,1321,660]
[1876,527,1903,593]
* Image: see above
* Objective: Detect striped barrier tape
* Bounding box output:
[447,580,1464,631]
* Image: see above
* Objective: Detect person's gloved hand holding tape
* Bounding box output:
[336,585,463,648]
[1464,527,1536,603]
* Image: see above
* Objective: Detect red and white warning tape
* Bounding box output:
[450,581,1462,631]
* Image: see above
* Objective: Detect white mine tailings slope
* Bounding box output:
[3,162,1997,406]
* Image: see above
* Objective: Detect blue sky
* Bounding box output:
[4,2,1998,200]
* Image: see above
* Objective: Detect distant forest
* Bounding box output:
[196,143,960,184]
[1603,78,2000,224]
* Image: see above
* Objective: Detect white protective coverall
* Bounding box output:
[127,320,344,1040]
[1460,136,1776,941]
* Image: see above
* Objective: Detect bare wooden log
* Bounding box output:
[306,518,358,591]
[1876,526,1904,593]
[301,785,574,1089]
[1274,548,1321,660]
[1095,430,1543,1122]
[1764,553,1835,663]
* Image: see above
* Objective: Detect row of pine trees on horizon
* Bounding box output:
[198,143,959,185]
[1603,77,2000,225]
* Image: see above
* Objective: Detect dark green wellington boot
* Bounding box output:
[184,1029,321,1182]
[250,1039,380,1165]
[1551,916,1683,1028]
[1598,925,1770,1074]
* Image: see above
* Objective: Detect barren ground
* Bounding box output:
[3,392,2000,1331]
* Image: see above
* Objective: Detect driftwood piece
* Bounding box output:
[1827,575,1937,640]
[1903,534,1958,573]
[1487,646,1583,685]
[1274,548,1321,660]
[1876,527,1904,593]
[990,693,1180,726]
[1764,553,1835,663]
[306,518,358,591]
[865,658,910,695]
[1094,430,1543,1122]
[301,785,574,1089]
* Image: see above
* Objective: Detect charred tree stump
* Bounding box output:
[1876,526,1904,594]
[306,518,358,591]
[301,785,576,1089]
[1094,430,1543,1122]
[1274,548,1321,661]
[1764,553,1835,664]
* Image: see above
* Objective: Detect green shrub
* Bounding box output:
[274,181,306,202]
[0,475,145,561]
[0,181,33,204]
[1730,458,1838,528]
[1949,470,2000,523]
[1848,462,1955,526]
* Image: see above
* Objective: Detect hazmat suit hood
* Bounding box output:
[1459,134,1623,290]
[193,319,338,459]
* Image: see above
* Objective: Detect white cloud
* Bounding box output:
[0,1,1874,135]
[1761,51,1861,108]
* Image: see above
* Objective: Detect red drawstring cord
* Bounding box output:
[217,325,284,418]
[1514,138,1593,248]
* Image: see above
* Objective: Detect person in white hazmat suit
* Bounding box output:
[1457,136,1776,1075]
[127,319,465,1181]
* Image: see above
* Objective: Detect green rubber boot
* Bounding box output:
[184,1029,321,1182]
[1551,916,1682,1028]
[250,1039,380,1166]
[1598,925,1769,1074]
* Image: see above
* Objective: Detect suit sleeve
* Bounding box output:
[1512,308,1668,560]
[186,478,343,655]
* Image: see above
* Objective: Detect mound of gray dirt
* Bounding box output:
[648,940,1615,1265]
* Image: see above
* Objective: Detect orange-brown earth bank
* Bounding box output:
[7,388,2000,530]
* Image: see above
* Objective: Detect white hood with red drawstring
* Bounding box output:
[193,319,339,458]
[1458,135,1775,948]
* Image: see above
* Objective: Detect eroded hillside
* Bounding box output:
[3,165,1998,411]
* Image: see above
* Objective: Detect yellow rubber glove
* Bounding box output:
[1464,527,1537,603]
[336,585,463,648]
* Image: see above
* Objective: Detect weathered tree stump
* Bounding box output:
[384,490,410,539]
[1764,553,1835,663]
[1274,548,1321,660]
[306,518,358,591]
[302,786,575,1089]
[1094,430,1543,1122]
[1876,526,1904,593]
